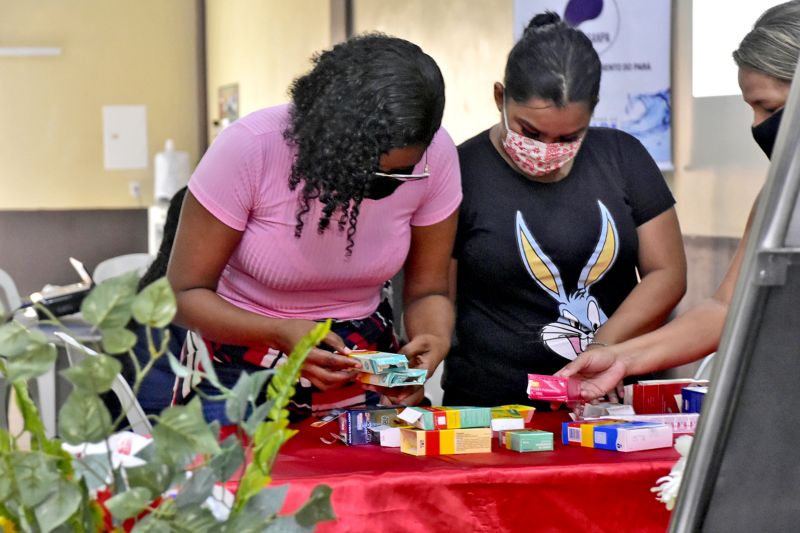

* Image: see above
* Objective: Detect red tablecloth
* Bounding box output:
[257,411,677,532]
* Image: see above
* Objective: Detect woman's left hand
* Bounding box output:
[361,333,449,406]
[400,333,449,377]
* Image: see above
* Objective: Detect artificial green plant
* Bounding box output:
[0,273,334,532]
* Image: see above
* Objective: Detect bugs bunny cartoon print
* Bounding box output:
[515,200,619,360]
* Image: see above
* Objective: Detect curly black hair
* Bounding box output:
[284,33,445,255]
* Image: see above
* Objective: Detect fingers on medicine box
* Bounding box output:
[349,351,409,374]
[358,368,427,387]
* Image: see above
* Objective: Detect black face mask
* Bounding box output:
[364,176,403,200]
[751,108,784,159]
[363,163,422,201]
[363,175,405,201]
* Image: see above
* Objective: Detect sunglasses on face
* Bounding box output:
[372,150,430,181]
[364,152,429,200]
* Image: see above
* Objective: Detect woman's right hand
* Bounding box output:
[555,346,628,402]
[275,319,361,390]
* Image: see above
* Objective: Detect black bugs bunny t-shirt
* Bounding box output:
[444,127,674,406]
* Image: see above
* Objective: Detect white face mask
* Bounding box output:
[501,103,583,177]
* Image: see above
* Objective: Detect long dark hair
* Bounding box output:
[137,186,187,292]
[284,33,445,255]
[505,12,601,108]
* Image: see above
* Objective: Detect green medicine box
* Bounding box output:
[508,430,554,452]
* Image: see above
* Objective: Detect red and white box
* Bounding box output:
[623,379,708,414]
[600,413,700,435]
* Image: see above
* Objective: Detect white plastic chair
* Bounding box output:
[693,353,716,381]
[0,268,58,437]
[0,268,19,432]
[53,331,152,435]
[0,268,21,320]
[92,253,153,284]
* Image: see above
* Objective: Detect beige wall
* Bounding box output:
[670,0,768,238]
[2,1,765,234]
[205,0,331,141]
[353,0,512,146]
[0,0,200,209]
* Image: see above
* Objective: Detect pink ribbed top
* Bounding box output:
[188,104,461,320]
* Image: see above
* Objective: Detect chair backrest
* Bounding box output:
[53,332,152,435]
[0,268,22,318]
[92,253,154,284]
[693,353,716,381]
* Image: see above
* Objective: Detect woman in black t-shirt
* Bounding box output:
[445,12,687,406]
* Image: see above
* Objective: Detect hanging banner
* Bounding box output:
[513,0,673,170]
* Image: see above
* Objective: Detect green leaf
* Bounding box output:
[27,328,47,345]
[176,467,217,509]
[5,342,57,382]
[243,401,273,437]
[0,320,31,357]
[0,458,12,501]
[225,373,252,424]
[233,467,270,517]
[244,484,288,520]
[193,336,223,392]
[0,427,10,452]
[249,370,273,401]
[101,327,138,355]
[175,507,220,531]
[208,435,245,483]
[130,499,177,533]
[125,462,174,497]
[264,516,314,533]
[131,515,173,533]
[11,451,59,507]
[167,352,191,378]
[105,487,152,521]
[132,278,176,328]
[34,478,82,533]
[60,353,121,394]
[252,423,295,474]
[80,273,137,329]
[73,454,112,492]
[11,381,47,440]
[58,391,112,445]
[151,399,221,466]
[293,484,335,528]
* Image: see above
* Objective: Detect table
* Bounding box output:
[265,411,678,532]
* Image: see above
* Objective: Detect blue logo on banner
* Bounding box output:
[564,0,604,26]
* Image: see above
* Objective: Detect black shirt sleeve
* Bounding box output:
[614,130,675,226]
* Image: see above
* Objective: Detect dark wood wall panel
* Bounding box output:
[0,209,148,297]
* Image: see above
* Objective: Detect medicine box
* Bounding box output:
[623,379,707,414]
[505,430,554,452]
[400,427,492,456]
[593,422,673,452]
[562,419,626,447]
[349,350,409,374]
[398,406,492,430]
[490,404,536,432]
[682,386,708,414]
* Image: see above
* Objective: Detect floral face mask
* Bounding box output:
[501,103,583,177]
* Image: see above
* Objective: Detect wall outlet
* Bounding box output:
[128,180,142,200]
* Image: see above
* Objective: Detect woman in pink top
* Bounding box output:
[168,34,461,423]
